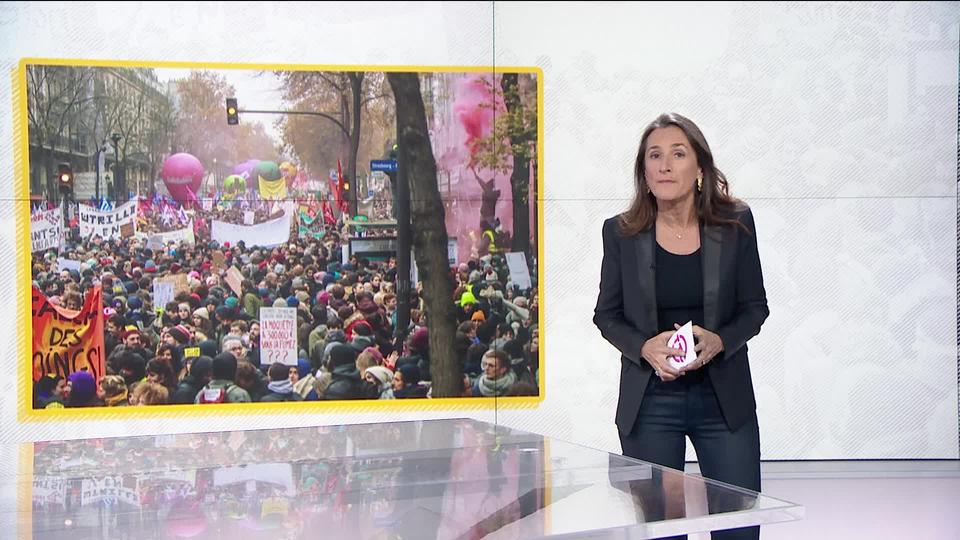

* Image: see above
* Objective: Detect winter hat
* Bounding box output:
[362,346,384,365]
[409,327,429,352]
[398,364,421,385]
[272,298,287,308]
[67,371,97,405]
[286,295,299,308]
[192,307,209,321]
[365,366,393,386]
[471,310,486,322]
[127,296,143,310]
[169,325,192,344]
[328,343,358,370]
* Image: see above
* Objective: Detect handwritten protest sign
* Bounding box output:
[259,308,297,366]
[31,206,64,253]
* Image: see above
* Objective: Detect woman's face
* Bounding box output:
[392,372,404,391]
[193,315,204,327]
[53,379,67,398]
[178,306,191,320]
[288,367,299,384]
[160,349,173,362]
[644,126,700,203]
[147,372,163,385]
[364,371,378,386]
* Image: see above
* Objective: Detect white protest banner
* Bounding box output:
[78,200,137,241]
[57,258,82,273]
[202,198,213,211]
[212,211,291,248]
[243,211,254,225]
[259,307,298,366]
[153,281,174,311]
[505,252,532,290]
[31,207,64,253]
[146,220,195,250]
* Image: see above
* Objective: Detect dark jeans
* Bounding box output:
[619,373,761,540]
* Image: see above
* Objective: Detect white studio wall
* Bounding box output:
[0,1,957,461]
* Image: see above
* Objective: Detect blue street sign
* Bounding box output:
[370,159,398,173]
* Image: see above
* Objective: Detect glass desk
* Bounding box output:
[12,418,802,539]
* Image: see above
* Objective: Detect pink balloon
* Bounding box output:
[161,153,204,202]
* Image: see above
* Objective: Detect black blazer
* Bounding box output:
[593,205,769,436]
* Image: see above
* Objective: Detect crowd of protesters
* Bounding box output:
[32,203,540,409]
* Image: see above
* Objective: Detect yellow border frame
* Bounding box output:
[16,58,546,423]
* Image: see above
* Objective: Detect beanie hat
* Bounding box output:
[192,307,209,321]
[365,366,393,386]
[67,371,97,405]
[127,296,143,310]
[471,310,486,322]
[169,325,191,344]
[409,327,429,352]
[273,298,287,308]
[398,364,421,385]
[286,295,299,308]
[224,297,239,309]
[328,343,357,370]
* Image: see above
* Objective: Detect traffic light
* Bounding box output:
[57,162,74,193]
[226,98,239,125]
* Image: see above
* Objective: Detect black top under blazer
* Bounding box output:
[593,205,769,436]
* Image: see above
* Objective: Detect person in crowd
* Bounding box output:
[132,381,169,405]
[98,375,130,407]
[472,350,516,397]
[261,362,304,402]
[171,356,213,404]
[195,353,251,404]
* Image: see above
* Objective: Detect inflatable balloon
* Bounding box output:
[232,159,260,182]
[222,174,247,202]
[280,161,297,182]
[161,153,204,203]
[254,161,286,201]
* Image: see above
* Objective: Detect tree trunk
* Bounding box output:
[348,73,363,218]
[387,73,460,398]
[42,144,55,200]
[501,74,531,254]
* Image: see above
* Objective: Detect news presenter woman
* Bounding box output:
[593,113,769,539]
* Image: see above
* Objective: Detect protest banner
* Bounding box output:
[30,206,64,253]
[146,221,195,250]
[31,285,105,386]
[259,307,297,366]
[211,211,291,248]
[78,201,137,241]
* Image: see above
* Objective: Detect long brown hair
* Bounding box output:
[618,113,745,237]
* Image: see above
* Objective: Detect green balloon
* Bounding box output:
[253,161,282,182]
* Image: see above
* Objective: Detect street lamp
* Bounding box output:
[109,133,121,201]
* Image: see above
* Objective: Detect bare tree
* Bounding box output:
[26,65,93,198]
[387,72,460,398]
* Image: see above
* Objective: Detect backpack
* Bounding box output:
[199,384,236,404]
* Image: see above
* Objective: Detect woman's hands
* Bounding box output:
[674,323,725,373]
[643,325,726,381]
[641,331,685,382]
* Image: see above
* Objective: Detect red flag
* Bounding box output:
[336,159,348,214]
[322,199,336,225]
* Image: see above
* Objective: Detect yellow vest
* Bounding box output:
[483,230,498,253]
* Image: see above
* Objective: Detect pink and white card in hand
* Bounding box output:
[667,321,697,369]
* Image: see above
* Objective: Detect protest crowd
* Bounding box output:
[31,191,540,409]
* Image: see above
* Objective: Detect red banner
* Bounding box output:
[31,285,105,385]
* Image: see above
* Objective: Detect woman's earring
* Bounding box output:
[697,174,703,192]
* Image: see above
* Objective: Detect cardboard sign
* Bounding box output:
[56,258,82,273]
[31,285,105,385]
[212,251,226,271]
[225,267,244,297]
[259,307,298,366]
[243,211,255,225]
[157,273,189,295]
